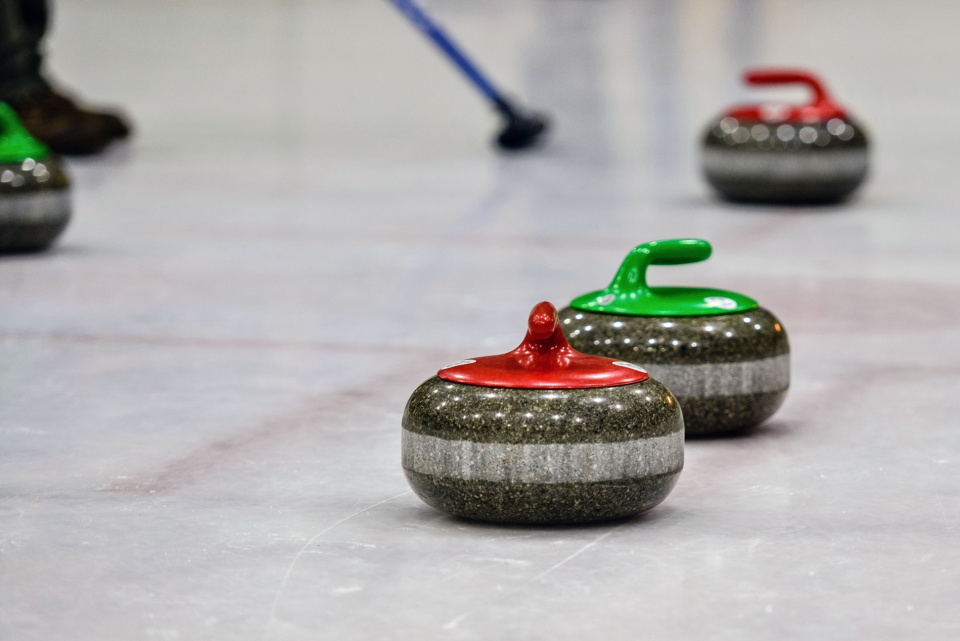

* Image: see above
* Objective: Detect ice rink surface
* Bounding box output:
[2,0,959,639]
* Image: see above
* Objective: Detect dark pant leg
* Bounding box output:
[0,0,46,100]
[19,0,46,29]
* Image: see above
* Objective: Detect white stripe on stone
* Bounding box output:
[642,353,789,398]
[0,191,70,224]
[702,148,867,180]
[402,429,683,484]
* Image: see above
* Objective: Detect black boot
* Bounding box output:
[7,85,130,155]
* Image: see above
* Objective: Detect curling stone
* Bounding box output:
[559,239,789,437]
[701,69,868,204]
[0,103,71,252]
[402,301,683,524]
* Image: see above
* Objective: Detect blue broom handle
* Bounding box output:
[386,0,504,104]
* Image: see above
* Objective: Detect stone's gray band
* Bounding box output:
[402,429,684,484]
[702,148,867,180]
[643,353,790,399]
[0,191,71,223]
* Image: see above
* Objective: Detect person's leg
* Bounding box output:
[18,0,48,79]
[18,0,47,34]
[0,0,46,101]
[21,0,130,140]
[0,0,130,154]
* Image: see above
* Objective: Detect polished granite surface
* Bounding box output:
[2,0,959,639]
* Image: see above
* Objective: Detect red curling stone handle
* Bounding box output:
[742,68,845,119]
[437,301,648,389]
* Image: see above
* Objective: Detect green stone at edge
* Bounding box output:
[0,102,49,163]
[570,238,758,317]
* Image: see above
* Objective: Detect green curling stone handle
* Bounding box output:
[619,238,711,274]
[570,238,759,317]
[0,102,49,163]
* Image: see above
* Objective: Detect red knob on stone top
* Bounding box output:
[437,301,649,389]
[527,301,558,340]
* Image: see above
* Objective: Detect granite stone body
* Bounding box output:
[701,116,868,203]
[558,306,789,436]
[0,157,71,251]
[402,376,684,524]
